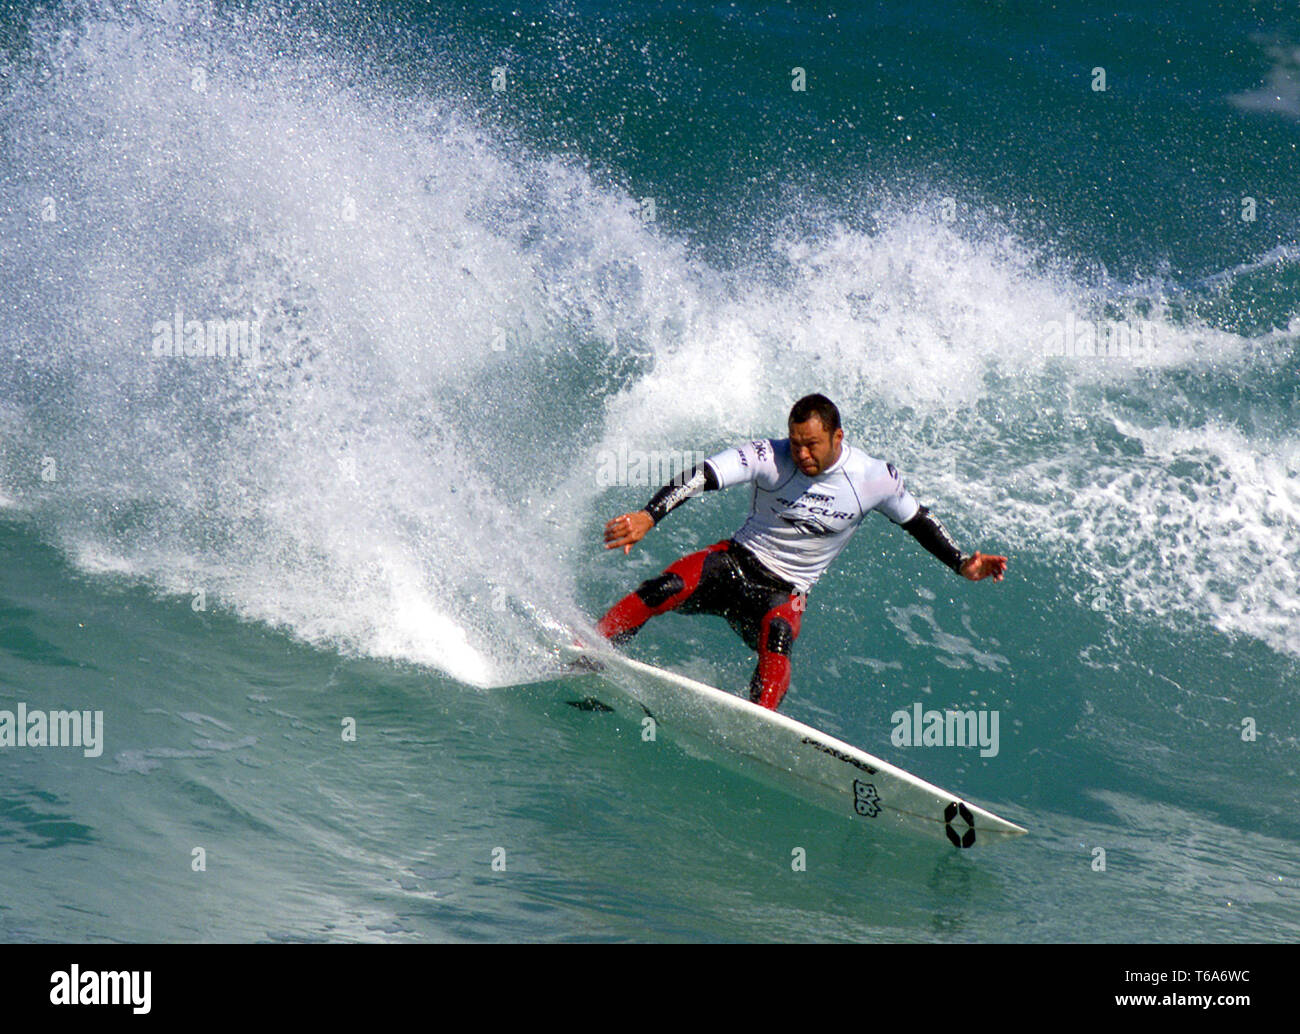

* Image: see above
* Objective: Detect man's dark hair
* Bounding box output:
[788,394,841,433]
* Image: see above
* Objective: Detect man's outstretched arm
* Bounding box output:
[901,505,1007,581]
[603,463,721,553]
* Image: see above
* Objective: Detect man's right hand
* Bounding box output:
[959,551,1008,582]
[604,511,654,554]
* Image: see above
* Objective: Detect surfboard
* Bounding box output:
[551,642,1026,848]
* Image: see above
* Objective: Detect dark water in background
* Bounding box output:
[0,0,1297,941]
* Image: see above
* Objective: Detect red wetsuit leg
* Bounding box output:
[596,540,731,641]
[750,593,805,710]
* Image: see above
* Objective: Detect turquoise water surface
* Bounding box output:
[1,0,1297,942]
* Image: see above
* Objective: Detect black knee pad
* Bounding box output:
[765,617,795,656]
[635,571,685,609]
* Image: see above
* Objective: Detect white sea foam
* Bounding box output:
[2,0,1296,689]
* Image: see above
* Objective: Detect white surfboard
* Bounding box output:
[553,643,1026,848]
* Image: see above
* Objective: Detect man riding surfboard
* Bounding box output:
[595,394,1007,711]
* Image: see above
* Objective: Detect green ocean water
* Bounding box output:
[0,0,1298,942]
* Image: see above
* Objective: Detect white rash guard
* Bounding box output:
[702,438,921,593]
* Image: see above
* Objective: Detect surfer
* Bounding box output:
[596,394,1007,711]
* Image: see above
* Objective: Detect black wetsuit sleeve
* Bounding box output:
[643,463,720,525]
[901,505,967,574]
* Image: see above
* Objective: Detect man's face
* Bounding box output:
[788,416,843,476]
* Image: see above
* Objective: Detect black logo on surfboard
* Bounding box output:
[944,801,976,848]
[853,779,881,818]
[801,737,878,774]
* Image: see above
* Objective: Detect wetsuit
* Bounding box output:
[597,437,969,710]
